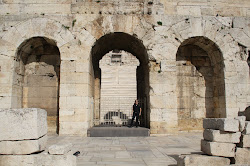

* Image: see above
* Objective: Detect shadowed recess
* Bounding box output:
[91,32,149,72]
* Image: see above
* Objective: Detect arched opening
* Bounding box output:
[90,32,150,128]
[14,37,60,134]
[176,37,225,131]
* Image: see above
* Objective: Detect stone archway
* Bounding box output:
[176,36,225,131]
[14,37,61,134]
[90,32,150,128]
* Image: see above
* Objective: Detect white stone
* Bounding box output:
[243,121,250,134]
[203,129,241,143]
[201,140,236,157]
[235,148,250,165]
[0,154,76,166]
[203,118,239,132]
[177,154,230,166]
[0,135,47,155]
[235,116,246,132]
[112,116,123,125]
[48,143,72,155]
[0,108,47,141]
[238,134,250,148]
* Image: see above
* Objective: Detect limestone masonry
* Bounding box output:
[178,114,250,165]
[0,0,249,136]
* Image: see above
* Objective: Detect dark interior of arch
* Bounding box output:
[179,36,224,66]
[176,36,226,131]
[91,32,149,73]
[17,37,60,75]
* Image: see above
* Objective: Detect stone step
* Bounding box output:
[87,127,150,137]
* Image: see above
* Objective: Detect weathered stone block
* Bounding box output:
[243,121,250,134]
[203,118,239,132]
[203,129,241,143]
[0,154,76,166]
[0,108,47,141]
[235,148,250,165]
[0,135,47,155]
[235,116,246,132]
[238,134,250,148]
[177,154,230,166]
[48,143,72,155]
[201,140,236,157]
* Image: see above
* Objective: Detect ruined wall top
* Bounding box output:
[0,0,249,17]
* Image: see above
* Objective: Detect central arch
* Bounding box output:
[90,32,150,128]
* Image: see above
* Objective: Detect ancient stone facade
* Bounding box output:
[0,0,249,136]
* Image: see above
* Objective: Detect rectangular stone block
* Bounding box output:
[203,129,241,143]
[235,148,250,165]
[203,118,239,132]
[0,154,76,166]
[177,154,230,166]
[235,116,246,132]
[0,135,47,155]
[201,140,236,157]
[243,121,250,134]
[0,108,47,141]
[238,134,250,148]
[48,143,72,155]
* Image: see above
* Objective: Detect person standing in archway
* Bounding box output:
[129,99,142,128]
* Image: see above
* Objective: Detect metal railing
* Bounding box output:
[93,97,146,127]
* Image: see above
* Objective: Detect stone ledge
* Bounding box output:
[203,118,239,132]
[0,135,47,155]
[0,154,76,166]
[203,129,241,143]
[177,154,230,166]
[201,140,236,157]
[0,108,47,141]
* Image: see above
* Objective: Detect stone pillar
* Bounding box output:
[0,40,18,109]
[149,60,178,134]
[59,44,92,136]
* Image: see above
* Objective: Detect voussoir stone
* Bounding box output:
[0,135,47,155]
[201,140,236,157]
[235,148,250,165]
[0,108,47,141]
[203,129,241,143]
[177,154,230,166]
[203,118,239,132]
[48,143,72,155]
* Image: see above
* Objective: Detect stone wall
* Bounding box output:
[0,0,249,136]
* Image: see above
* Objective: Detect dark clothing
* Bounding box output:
[133,104,141,114]
[131,112,139,127]
[130,104,141,127]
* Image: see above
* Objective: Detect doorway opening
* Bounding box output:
[90,32,150,128]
